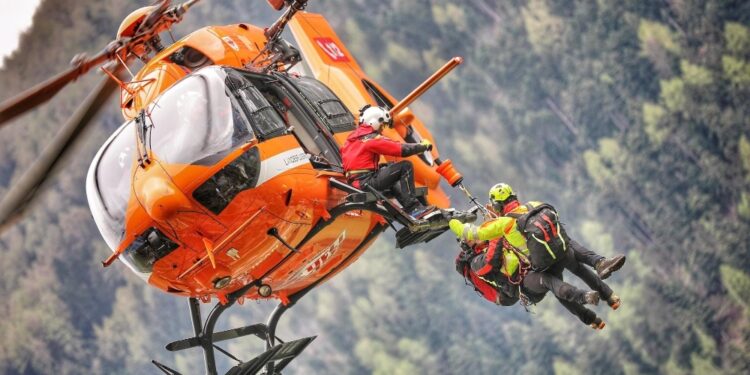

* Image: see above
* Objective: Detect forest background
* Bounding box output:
[0,0,749,374]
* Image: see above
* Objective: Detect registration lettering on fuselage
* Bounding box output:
[283,152,310,166]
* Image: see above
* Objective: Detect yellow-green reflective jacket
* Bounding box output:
[461,201,546,257]
[498,243,520,277]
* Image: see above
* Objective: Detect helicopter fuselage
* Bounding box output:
[87,15,453,303]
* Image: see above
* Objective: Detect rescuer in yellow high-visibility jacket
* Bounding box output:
[455,238,609,329]
[449,183,627,329]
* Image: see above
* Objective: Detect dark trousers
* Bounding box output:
[522,248,612,325]
[570,237,604,268]
[361,161,420,211]
[555,226,611,298]
[523,269,596,325]
[564,246,613,300]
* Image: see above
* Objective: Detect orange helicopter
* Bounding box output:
[0,1,483,373]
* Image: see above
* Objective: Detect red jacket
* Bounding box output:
[457,240,521,306]
[465,241,500,304]
[341,125,403,173]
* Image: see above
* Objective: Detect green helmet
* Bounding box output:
[488,183,516,212]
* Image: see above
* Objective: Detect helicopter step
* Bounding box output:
[395,206,478,248]
[345,186,428,204]
[361,184,477,238]
[329,178,478,248]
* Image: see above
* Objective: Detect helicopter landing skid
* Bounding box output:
[153,217,388,375]
[153,297,315,375]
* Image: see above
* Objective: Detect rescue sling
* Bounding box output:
[455,241,521,306]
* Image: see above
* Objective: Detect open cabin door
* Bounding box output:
[289,12,450,208]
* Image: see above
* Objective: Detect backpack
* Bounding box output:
[455,241,520,306]
[506,203,567,271]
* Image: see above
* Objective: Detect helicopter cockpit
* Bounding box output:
[224,67,354,168]
[86,66,355,273]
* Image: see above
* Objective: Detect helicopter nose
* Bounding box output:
[139,174,192,221]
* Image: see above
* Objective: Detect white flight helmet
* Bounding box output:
[359,105,392,131]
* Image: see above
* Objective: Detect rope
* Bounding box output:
[519,292,533,313]
[457,183,495,219]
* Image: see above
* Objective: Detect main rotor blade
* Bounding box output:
[0,42,121,127]
[0,65,123,233]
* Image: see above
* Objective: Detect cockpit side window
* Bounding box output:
[236,85,287,140]
[225,70,287,141]
[229,95,254,146]
[265,82,343,168]
[362,79,395,109]
[290,77,356,133]
[258,90,319,155]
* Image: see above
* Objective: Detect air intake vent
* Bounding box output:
[122,227,180,273]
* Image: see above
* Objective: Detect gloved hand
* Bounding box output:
[459,240,474,253]
[420,139,433,151]
[449,219,465,238]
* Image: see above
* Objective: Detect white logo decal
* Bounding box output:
[222,36,240,51]
[226,248,240,261]
[283,152,310,166]
[314,37,349,62]
[256,148,311,186]
[301,231,346,277]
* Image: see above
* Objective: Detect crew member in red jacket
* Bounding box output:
[341,105,434,216]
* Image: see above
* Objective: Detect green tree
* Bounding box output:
[721,265,750,311]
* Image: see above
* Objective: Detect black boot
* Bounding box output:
[607,294,621,310]
[595,255,626,279]
[590,317,606,330]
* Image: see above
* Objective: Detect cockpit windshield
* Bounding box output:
[87,67,287,252]
[87,121,135,249]
[146,68,260,165]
